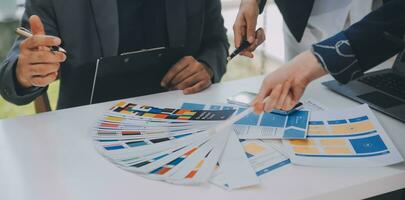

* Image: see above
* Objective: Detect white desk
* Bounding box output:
[1,75,404,200]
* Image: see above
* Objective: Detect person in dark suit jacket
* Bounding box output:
[0,0,229,109]
[239,0,405,113]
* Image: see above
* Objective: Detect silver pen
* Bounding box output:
[16,27,67,53]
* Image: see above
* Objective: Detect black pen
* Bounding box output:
[16,27,67,53]
[227,40,251,61]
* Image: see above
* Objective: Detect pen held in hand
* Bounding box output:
[227,40,251,61]
[16,27,67,53]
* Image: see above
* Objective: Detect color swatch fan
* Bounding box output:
[93,101,259,187]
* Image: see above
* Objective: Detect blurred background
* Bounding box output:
[0,0,286,119]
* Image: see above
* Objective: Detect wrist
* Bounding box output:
[300,50,328,82]
[199,61,214,79]
[203,65,214,79]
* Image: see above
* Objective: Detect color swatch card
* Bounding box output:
[180,102,310,139]
[210,131,260,189]
[93,101,261,188]
[109,101,235,121]
[211,139,291,189]
[283,104,404,167]
[240,139,290,177]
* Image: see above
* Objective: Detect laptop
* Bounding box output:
[322,50,405,122]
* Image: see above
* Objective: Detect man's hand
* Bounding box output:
[252,50,328,113]
[233,0,265,58]
[16,15,66,88]
[161,56,213,94]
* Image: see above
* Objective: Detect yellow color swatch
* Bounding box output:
[347,121,374,133]
[116,101,127,108]
[183,111,196,116]
[120,110,132,115]
[308,125,329,135]
[293,147,320,154]
[195,160,205,169]
[324,147,352,154]
[331,124,352,134]
[105,116,124,122]
[320,139,346,146]
[243,143,266,155]
[289,139,315,146]
[142,113,156,118]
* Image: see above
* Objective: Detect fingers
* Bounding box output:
[239,28,265,58]
[29,15,45,35]
[264,84,282,112]
[31,72,58,87]
[246,15,257,44]
[161,56,193,87]
[282,95,293,111]
[169,63,200,87]
[24,50,66,64]
[183,79,211,94]
[275,80,291,110]
[233,17,245,49]
[170,64,212,92]
[21,35,61,50]
[247,28,266,52]
[255,28,266,46]
[30,63,60,76]
[173,72,200,91]
[253,81,272,113]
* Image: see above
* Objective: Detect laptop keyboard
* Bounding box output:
[358,73,405,100]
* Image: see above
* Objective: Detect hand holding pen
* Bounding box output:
[15,15,67,88]
[228,28,266,61]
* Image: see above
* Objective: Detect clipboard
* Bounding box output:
[90,47,170,104]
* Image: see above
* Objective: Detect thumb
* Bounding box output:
[29,15,45,35]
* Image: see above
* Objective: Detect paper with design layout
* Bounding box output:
[283,104,404,167]
[180,102,310,139]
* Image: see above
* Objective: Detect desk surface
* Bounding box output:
[1,75,404,200]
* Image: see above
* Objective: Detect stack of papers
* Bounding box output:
[93,100,403,189]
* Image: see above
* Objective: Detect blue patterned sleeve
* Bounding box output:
[311,32,363,84]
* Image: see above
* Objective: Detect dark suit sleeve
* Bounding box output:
[196,0,229,83]
[312,0,405,84]
[259,0,267,14]
[0,0,59,105]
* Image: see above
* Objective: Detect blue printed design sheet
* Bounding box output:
[180,102,310,139]
[282,104,403,167]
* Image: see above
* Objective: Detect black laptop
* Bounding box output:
[323,50,405,122]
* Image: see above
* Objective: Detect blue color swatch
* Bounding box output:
[260,112,286,127]
[350,135,388,154]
